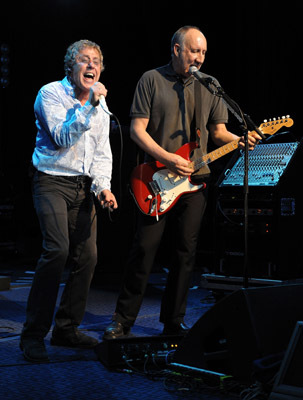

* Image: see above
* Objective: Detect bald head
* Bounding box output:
[171,26,207,77]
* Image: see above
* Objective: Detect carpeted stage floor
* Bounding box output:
[2,263,299,400]
[0,264,249,400]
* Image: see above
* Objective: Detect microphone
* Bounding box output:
[99,95,113,116]
[189,66,215,88]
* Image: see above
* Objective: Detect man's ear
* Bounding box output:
[174,44,181,57]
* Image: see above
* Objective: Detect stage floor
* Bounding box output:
[0,264,257,400]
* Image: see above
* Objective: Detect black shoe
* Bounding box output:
[103,321,130,340]
[20,337,49,363]
[50,328,99,349]
[162,322,190,336]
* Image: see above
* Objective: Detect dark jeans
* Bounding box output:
[22,171,97,339]
[115,190,207,328]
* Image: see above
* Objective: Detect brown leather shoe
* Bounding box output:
[103,321,130,340]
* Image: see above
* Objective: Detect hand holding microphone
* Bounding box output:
[89,82,108,107]
[89,82,113,115]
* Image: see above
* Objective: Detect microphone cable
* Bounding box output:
[100,100,124,223]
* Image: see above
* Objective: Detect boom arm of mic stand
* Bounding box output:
[206,81,267,140]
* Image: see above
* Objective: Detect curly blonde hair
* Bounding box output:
[64,39,104,76]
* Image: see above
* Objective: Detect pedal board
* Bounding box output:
[169,362,231,385]
[95,334,184,368]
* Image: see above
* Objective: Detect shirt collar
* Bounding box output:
[61,76,76,98]
[163,62,194,85]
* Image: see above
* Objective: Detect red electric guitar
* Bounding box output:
[130,116,294,218]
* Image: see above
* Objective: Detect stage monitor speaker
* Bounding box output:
[173,284,303,382]
[269,321,303,399]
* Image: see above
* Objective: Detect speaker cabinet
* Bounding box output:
[214,140,303,280]
[269,321,303,399]
[173,284,303,382]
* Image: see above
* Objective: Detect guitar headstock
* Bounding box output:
[260,115,294,136]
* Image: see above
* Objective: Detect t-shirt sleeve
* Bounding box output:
[130,71,154,119]
[208,78,229,124]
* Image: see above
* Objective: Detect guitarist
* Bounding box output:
[104,25,261,339]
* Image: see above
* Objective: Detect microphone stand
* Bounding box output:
[195,77,266,289]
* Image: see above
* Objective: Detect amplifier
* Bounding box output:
[213,140,303,280]
[95,335,184,368]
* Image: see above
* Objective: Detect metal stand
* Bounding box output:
[193,75,265,288]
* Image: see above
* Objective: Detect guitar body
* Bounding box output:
[130,116,294,217]
[130,142,206,217]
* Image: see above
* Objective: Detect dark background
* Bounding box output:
[0,1,302,272]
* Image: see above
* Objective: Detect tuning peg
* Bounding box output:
[282,116,285,119]
[263,119,267,123]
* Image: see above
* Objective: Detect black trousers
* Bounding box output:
[115,190,208,328]
[22,171,97,339]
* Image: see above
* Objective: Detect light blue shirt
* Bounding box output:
[32,76,112,195]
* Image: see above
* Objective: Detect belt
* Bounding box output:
[62,175,91,183]
[35,170,91,183]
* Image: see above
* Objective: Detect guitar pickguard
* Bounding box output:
[152,169,203,213]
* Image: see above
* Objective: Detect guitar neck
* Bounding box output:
[191,139,240,171]
[186,116,294,173]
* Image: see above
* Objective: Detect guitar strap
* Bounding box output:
[193,79,202,144]
[191,79,211,182]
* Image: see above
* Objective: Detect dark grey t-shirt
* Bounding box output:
[130,63,228,177]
